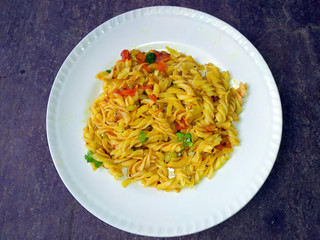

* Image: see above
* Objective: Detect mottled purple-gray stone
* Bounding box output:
[0,0,319,239]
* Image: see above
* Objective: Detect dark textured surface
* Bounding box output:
[1,0,319,239]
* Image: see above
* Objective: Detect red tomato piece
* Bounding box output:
[142,64,151,73]
[215,144,224,151]
[122,82,128,89]
[180,119,188,128]
[151,50,160,60]
[113,89,124,96]
[175,119,188,130]
[148,94,157,102]
[224,142,232,148]
[156,52,171,62]
[135,52,146,62]
[156,62,167,72]
[122,89,137,97]
[145,84,153,90]
[215,141,232,151]
[121,49,130,61]
[175,122,183,131]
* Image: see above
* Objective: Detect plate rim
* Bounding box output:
[46,5,283,237]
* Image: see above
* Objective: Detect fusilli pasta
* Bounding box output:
[83,47,247,192]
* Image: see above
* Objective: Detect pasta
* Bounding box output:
[83,47,247,192]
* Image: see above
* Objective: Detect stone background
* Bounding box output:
[1,0,319,239]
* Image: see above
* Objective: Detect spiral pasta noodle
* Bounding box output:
[83,47,247,192]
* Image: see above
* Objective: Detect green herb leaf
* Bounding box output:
[131,52,137,61]
[106,69,111,73]
[184,133,192,147]
[182,140,193,148]
[145,53,156,64]
[133,146,137,151]
[88,150,93,157]
[185,133,192,139]
[176,132,185,142]
[139,131,148,145]
[85,150,102,168]
[176,132,193,148]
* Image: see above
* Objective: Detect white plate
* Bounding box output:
[46,6,282,237]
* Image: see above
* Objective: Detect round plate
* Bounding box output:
[46,6,282,237]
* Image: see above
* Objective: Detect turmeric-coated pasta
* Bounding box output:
[83,47,247,192]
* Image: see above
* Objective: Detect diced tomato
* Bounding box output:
[180,119,188,127]
[215,144,224,151]
[156,52,171,63]
[113,88,137,97]
[121,49,130,61]
[138,84,152,92]
[145,84,153,90]
[175,119,188,130]
[135,52,146,62]
[224,142,232,148]
[151,50,159,59]
[204,124,217,132]
[175,122,183,131]
[148,94,157,102]
[215,142,232,151]
[122,89,137,97]
[122,82,128,89]
[113,89,124,96]
[156,62,167,72]
[142,64,151,73]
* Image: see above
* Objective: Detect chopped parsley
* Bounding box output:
[176,132,185,142]
[176,132,194,148]
[106,69,111,73]
[85,150,102,168]
[145,53,156,64]
[139,131,148,145]
[131,52,137,61]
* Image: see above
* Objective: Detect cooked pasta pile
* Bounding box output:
[83,47,247,192]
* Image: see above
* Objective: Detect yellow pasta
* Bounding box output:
[83,47,247,192]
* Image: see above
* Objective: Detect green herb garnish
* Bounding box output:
[139,131,149,145]
[183,133,193,148]
[176,132,194,148]
[133,146,137,151]
[145,53,156,64]
[106,69,111,73]
[85,150,102,168]
[131,52,137,61]
[176,132,185,142]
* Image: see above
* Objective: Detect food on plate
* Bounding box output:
[83,47,247,192]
